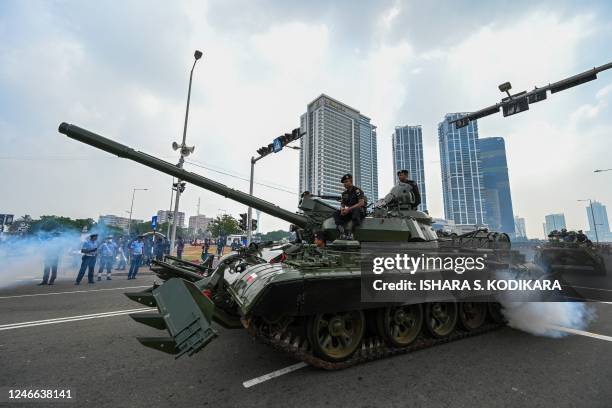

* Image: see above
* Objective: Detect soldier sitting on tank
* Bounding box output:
[375,169,421,210]
[333,174,366,239]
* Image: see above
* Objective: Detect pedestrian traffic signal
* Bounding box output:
[250,219,257,231]
[239,213,248,231]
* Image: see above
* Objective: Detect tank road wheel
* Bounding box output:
[425,302,458,338]
[307,311,365,362]
[487,302,506,324]
[458,302,487,331]
[377,304,423,348]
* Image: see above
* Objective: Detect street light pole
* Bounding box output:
[170,49,203,255]
[578,199,599,244]
[127,188,148,236]
[247,155,264,245]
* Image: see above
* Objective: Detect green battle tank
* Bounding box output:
[57,62,612,368]
[58,123,542,369]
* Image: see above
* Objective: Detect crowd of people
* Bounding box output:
[38,233,182,285]
[35,233,234,286]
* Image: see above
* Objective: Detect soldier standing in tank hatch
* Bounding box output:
[397,170,421,209]
[333,174,366,239]
[378,169,422,210]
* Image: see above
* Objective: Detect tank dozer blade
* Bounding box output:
[136,336,178,355]
[151,260,204,282]
[149,278,218,358]
[130,312,167,330]
[125,288,157,307]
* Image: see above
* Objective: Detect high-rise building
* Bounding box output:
[544,213,566,235]
[98,214,143,232]
[188,215,213,236]
[585,201,610,241]
[438,113,485,226]
[514,216,527,239]
[157,210,185,228]
[299,94,378,202]
[392,125,427,212]
[479,137,515,235]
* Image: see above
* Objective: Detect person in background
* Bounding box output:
[176,236,185,259]
[144,236,153,266]
[97,236,114,281]
[39,232,61,285]
[75,233,98,285]
[115,237,127,270]
[154,236,165,261]
[163,238,171,256]
[216,237,225,258]
[128,236,144,280]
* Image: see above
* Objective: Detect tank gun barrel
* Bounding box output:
[58,123,309,228]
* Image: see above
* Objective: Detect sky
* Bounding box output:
[1,0,611,238]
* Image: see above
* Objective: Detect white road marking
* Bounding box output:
[548,325,612,342]
[243,362,308,388]
[0,307,156,331]
[0,285,150,300]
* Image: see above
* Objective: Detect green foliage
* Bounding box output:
[207,214,241,238]
[255,229,291,241]
[26,215,95,234]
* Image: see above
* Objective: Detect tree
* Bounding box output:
[207,214,241,238]
[255,229,291,242]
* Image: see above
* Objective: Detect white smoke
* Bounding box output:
[500,301,597,338]
[0,226,120,289]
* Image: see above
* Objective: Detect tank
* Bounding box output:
[59,123,539,369]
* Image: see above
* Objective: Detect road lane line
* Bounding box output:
[548,325,612,342]
[0,307,153,327]
[0,307,156,331]
[242,362,308,388]
[0,285,151,300]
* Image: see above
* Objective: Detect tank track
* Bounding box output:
[247,317,504,370]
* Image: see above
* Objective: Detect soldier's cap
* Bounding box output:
[340,173,352,182]
[314,231,326,241]
[397,169,409,176]
[89,233,98,238]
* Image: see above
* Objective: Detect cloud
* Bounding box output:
[0,0,611,238]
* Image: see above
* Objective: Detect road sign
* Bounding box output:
[272,137,283,153]
[151,215,158,230]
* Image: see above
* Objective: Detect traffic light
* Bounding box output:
[256,144,273,157]
[256,128,305,157]
[239,213,248,231]
[250,219,257,231]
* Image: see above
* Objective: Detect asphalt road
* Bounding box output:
[1,275,611,408]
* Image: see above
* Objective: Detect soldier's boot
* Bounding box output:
[336,225,346,239]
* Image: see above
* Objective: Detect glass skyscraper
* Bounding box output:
[544,213,566,235]
[438,113,485,225]
[586,201,610,239]
[392,125,427,212]
[479,137,515,235]
[299,94,378,201]
[514,216,527,239]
